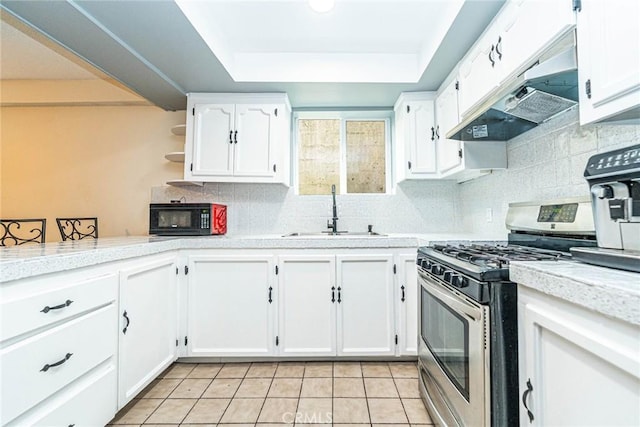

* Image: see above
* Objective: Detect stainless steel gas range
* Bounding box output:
[417,198,597,427]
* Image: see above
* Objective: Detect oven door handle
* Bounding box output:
[419,272,483,322]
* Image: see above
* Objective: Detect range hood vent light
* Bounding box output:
[503,87,577,124]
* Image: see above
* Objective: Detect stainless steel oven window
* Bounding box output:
[158,211,192,228]
[421,286,470,400]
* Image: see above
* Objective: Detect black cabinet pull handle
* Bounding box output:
[495,36,502,60]
[401,285,406,302]
[435,125,440,139]
[40,352,73,372]
[122,310,130,334]
[522,378,534,423]
[337,286,342,303]
[229,130,233,144]
[41,299,73,313]
[408,161,412,170]
[489,45,496,67]
[430,126,436,141]
[268,286,273,303]
[331,286,335,303]
[234,130,238,143]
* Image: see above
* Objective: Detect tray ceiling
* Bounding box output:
[1,0,505,109]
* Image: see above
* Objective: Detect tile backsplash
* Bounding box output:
[152,107,639,237]
[458,106,640,235]
[151,180,461,236]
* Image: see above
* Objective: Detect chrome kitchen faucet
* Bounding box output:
[327,184,339,234]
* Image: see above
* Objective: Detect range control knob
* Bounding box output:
[443,271,453,283]
[451,275,468,288]
[431,264,444,275]
[421,259,432,270]
[597,185,614,199]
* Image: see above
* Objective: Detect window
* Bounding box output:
[294,111,392,195]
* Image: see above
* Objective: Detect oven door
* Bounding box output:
[418,269,490,427]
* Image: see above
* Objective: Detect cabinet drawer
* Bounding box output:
[9,363,117,427]
[1,272,117,342]
[0,304,117,425]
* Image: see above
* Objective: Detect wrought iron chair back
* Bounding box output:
[56,217,98,241]
[0,219,47,246]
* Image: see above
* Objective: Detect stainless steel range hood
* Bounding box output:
[448,41,578,142]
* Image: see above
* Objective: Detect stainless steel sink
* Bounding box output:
[282,231,387,237]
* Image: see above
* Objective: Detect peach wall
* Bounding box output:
[1,105,186,241]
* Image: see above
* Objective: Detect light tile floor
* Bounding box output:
[109,361,433,426]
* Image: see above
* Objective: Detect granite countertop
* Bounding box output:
[510,261,640,326]
[3,234,638,327]
[0,233,501,283]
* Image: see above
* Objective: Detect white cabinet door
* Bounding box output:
[234,104,279,177]
[337,255,395,356]
[396,254,418,356]
[435,79,462,173]
[577,0,640,124]
[458,31,500,118]
[497,0,575,82]
[518,287,640,426]
[187,255,275,356]
[407,100,437,175]
[118,256,178,408]
[278,255,336,357]
[185,93,291,184]
[191,104,235,176]
[458,0,575,119]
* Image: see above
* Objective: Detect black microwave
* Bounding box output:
[149,203,227,236]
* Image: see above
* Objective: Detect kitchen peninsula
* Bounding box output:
[2,228,639,426]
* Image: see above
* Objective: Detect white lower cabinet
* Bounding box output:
[14,363,117,427]
[518,285,640,426]
[0,267,119,426]
[277,252,405,357]
[1,246,420,424]
[186,255,276,356]
[337,255,395,356]
[396,254,418,355]
[278,255,337,356]
[118,256,178,408]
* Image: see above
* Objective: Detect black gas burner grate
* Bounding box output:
[432,243,570,270]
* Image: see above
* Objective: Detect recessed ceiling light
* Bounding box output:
[309,0,335,13]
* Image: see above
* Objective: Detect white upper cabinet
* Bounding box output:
[497,0,576,82]
[184,93,291,185]
[191,103,235,176]
[458,24,501,118]
[457,0,576,118]
[577,0,640,124]
[435,77,462,173]
[394,92,438,182]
